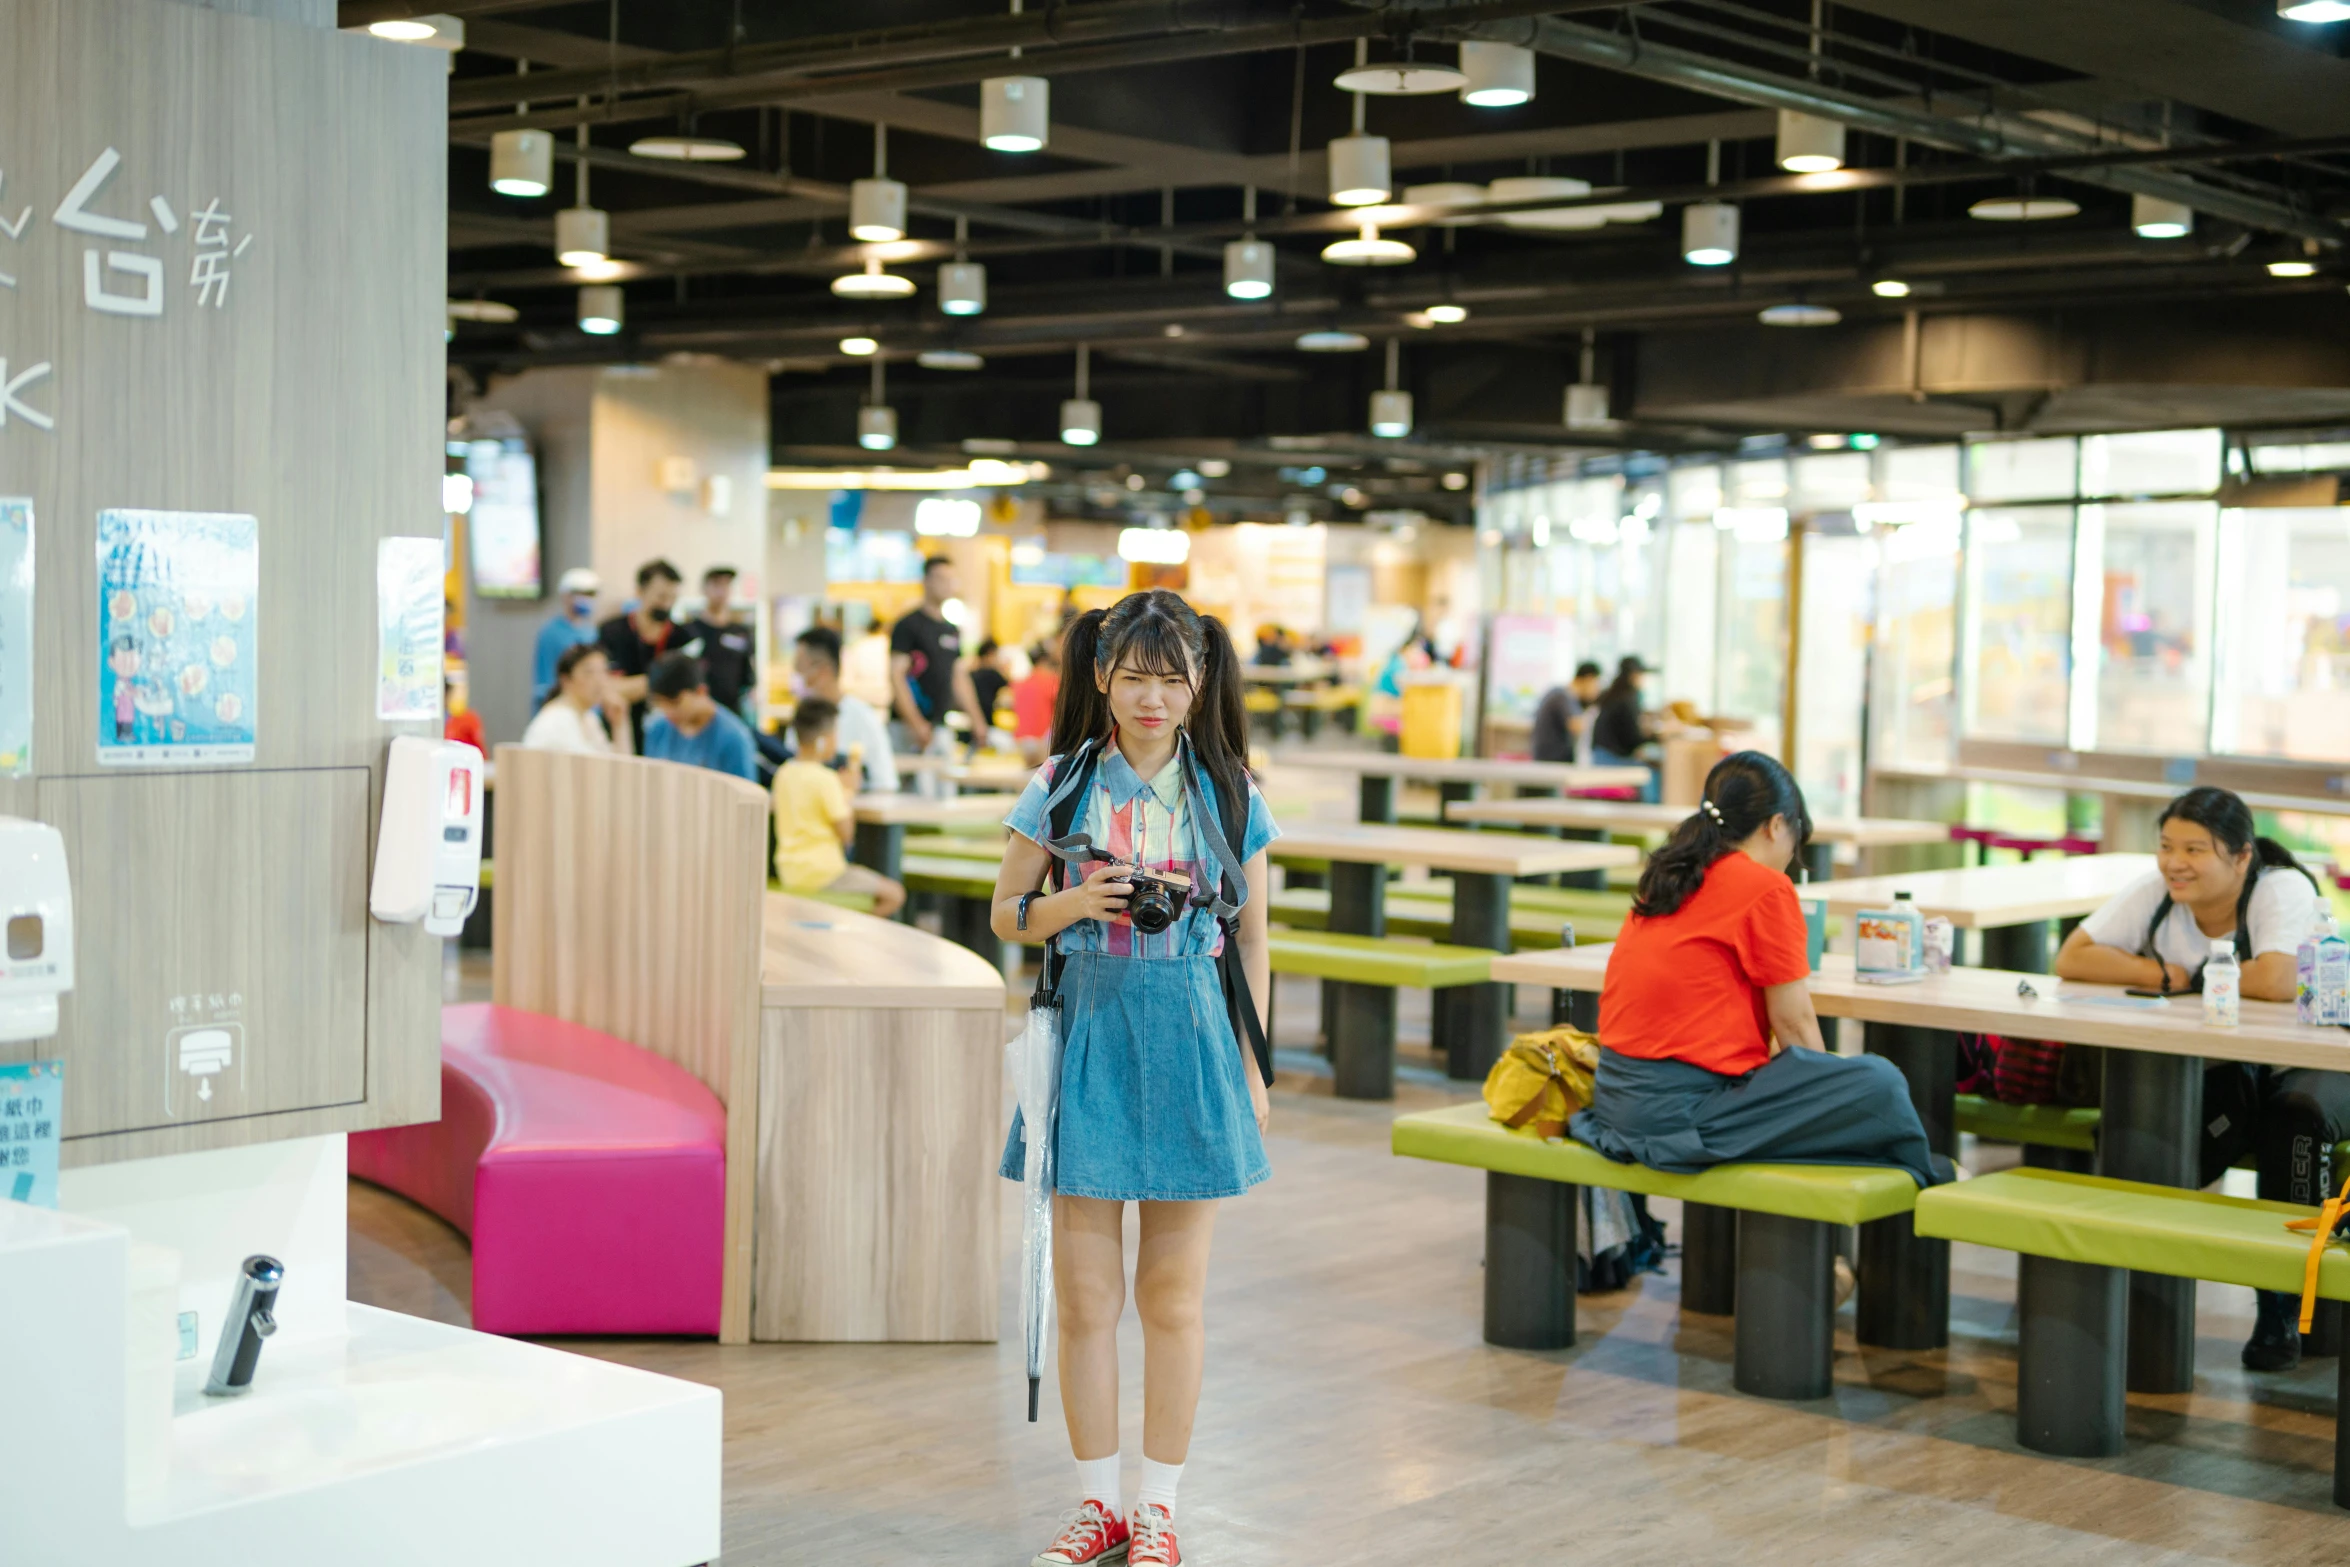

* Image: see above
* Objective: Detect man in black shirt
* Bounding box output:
[679,565,758,722]
[889,555,985,751]
[1530,661,1604,763]
[598,558,684,753]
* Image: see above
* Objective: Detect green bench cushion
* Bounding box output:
[1267,888,1626,950]
[1392,1101,1918,1225]
[1267,932,1491,988]
[1953,1094,2102,1152]
[900,855,1000,899]
[1914,1167,2350,1298]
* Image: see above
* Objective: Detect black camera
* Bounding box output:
[1120,864,1194,935]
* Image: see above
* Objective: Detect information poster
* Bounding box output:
[95,509,259,766]
[0,1062,63,1208]
[0,499,29,777]
[376,535,445,720]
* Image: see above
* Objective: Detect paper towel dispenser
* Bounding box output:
[0,817,74,1045]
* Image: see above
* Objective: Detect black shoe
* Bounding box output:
[2243,1289,2303,1372]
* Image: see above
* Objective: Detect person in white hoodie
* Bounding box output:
[519,642,619,754]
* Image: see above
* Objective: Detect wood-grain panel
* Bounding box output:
[491,745,769,1343]
[0,0,445,1161]
[751,1004,1003,1343]
[18,768,368,1138]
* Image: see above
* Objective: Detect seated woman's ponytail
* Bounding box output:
[1631,750,1813,919]
[1049,609,1110,755]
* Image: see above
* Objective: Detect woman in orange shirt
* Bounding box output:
[1569,752,1944,1189]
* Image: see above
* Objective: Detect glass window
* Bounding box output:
[1728,458,1790,507]
[2079,429,2221,500]
[1667,464,1722,522]
[1793,532,1876,818]
[1661,522,1720,713]
[1878,444,1961,501]
[1791,452,1871,513]
[1869,514,1962,769]
[1716,522,1788,754]
[2087,502,2216,754]
[1966,438,2078,504]
[1960,506,2074,742]
[2212,508,2350,762]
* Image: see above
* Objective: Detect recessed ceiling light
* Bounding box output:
[1296,330,1370,352]
[367,18,439,40]
[2269,259,2319,277]
[628,135,746,162]
[840,336,879,356]
[1423,303,1469,323]
[1871,279,1912,298]
[1968,195,2080,221]
[1759,303,1841,326]
[446,298,519,323]
[918,348,984,371]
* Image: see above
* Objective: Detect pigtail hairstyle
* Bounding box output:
[1080,590,1252,808]
[1631,750,1814,919]
[2156,786,2320,907]
[1049,608,1112,756]
[1187,612,1253,810]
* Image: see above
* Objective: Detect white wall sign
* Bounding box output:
[375,535,445,720]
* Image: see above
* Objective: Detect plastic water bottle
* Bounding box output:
[2317,915,2350,1026]
[2205,938,2241,1028]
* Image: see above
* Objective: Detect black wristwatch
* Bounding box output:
[1017,891,1039,932]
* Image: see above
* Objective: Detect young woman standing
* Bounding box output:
[989,591,1276,1567]
[2053,785,2334,1367]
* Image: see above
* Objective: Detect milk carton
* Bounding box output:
[1856,891,1927,984]
[2316,915,2350,1026]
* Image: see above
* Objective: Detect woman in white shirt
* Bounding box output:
[519,643,618,754]
[2055,785,2337,1370]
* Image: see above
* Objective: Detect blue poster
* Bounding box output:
[0,499,28,777]
[0,1061,63,1208]
[95,510,258,767]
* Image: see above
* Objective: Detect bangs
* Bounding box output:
[1102,613,1196,682]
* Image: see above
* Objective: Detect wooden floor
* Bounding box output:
[350,951,2350,1564]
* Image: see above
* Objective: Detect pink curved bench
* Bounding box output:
[350,1003,726,1337]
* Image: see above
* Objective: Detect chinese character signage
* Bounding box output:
[0,499,28,776]
[96,509,258,766]
[0,1061,63,1207]
[376,535,444,721]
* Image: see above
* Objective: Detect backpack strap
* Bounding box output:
[1029,739,1105,1005]
[1180,742,1274,1086]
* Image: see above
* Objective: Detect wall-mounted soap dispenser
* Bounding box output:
[203,1254,284,1398]
[0,817,74,1045]
[369,737,485,937]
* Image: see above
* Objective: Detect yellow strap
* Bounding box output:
[2297,1191,2349,1335]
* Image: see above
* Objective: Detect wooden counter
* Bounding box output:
[755,894,1007,1343]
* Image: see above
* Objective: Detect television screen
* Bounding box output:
[462,436,541,599]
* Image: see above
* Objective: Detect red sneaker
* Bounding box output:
[1032,1500,1129,1566]
[1127,1504,1181,1566]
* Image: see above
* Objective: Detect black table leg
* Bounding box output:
[1326,860,1394,1099]
[1982,920,2051,974]
[1359,774,1397,825]
[1680,1202,1738,1314]
[1438,779,1475,822]
[1550,987,1599,1033]
[852,820,904,881]
[1486,1172,1577,1349]
[1857,1021,1954,1349]
[1803,840,1836,886]
[2100,1047,2203,1394]
[1559,826,1607,891]
[1445,869,1513,1082]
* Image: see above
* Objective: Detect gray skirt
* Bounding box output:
[1568,1047,1945,1190]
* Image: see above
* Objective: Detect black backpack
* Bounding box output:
[1038,737,1273,1086]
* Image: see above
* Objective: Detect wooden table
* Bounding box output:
[1495,941,2315,1385]
[1274,750,1652,823]
[1274,821,1637,1087]
[1445,797,1952,883]
[1795,854,2153,972]
[1241,658,1336,684]
[850,792,1017,881]
[755,893,1007,1342]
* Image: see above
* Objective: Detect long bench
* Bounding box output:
[1915,1167,2350,1494]
[1394,1101,1919,1399]
[1268,885,1631,950]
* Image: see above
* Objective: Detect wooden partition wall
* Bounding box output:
[490,746,770,1344]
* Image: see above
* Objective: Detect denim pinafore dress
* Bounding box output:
[996,741,1277,1203]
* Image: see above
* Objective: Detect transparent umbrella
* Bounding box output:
[1008,998,1065,1421]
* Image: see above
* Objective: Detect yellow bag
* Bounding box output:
[1482,1026,1601,1140]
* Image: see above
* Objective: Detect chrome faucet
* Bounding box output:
[203,1254,283,1398]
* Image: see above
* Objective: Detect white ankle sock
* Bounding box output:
[1074,1454,1121,1511]
[1135,1457,1183,1518]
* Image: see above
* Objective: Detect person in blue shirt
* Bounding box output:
[641,650,759,782]
[532,567,603,707]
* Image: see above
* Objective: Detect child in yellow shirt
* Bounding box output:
[773,698,905,917]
